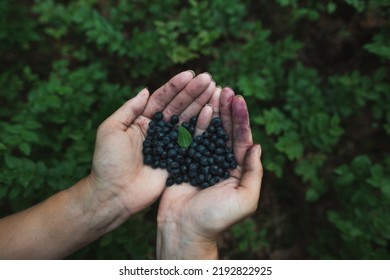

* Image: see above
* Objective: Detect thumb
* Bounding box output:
[239,144,263,209]
[110,88,150,126]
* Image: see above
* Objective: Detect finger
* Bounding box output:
[162,72,212,118]
[179,79,216,122]
[209,86,221,118]
[220,87,235,145]
[238,145,263,212]
[232,95,253,165]
[143,70,195,118]
[109,88,150,126]
[194,104,213,137]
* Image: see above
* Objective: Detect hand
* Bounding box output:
[87,71,217,226]
[156,87,263,259]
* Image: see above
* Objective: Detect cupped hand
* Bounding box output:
[157,87,263,259]
[88,71,216,217]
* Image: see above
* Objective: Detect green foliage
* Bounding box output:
[1,0,389,259]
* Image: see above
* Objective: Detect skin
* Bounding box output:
[157,88,263,259]
[0,71,263,260]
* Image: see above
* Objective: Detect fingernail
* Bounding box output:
[236,95,245,99]
[187,70,196,77]
[256,144,262,158]
[217,85,222,89]
[211,79,216,84]
[204,72,212,79]
[206,103,213,108]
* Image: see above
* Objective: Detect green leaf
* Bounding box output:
[177,126,192,148]
[275,132,304,160]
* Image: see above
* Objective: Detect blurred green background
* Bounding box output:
[1,0,389,259]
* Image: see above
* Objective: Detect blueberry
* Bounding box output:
[222,170,230,179]
[189,171,197,177]
[168,149,177,158]
[152,160,160,169]
[180,165,188,173]
[143,139,152,147]
[160,160,167,169]
[194,152,202,161]
[166,177,174,186]
[216,138,225,148]
[182,121,190,130]
[185,157,193,165]
[201,182,209,188]
[144,155,154,165]
[190,116,198,125]
[143,147,152,155]
[202,166,210,175]
[212,118,222,127]
[169,131,178,140]
[197,145,206,154]
[154,111,164,121]
[215,148,225,155]
[198,174,205,183]
[157,120,166,127]
[194,135,202,144]
[175,177,183,184]
[226,146,233,153]
[229,161,238,169]
[208,143,216,151]
[190,179,197,186]
[207,126,216,133]
[189,126,195,135]
[177,147,187,156]
[215,155,225,164]
[210,165,219,175]
[188,148,196,157]
[162,136,170,145]
[167,142,175,149]
[171,168,181,177]
[226,152,235,162]
[171,161,180,169]
[189,163,199,172]
[200,157,208,166]
[170,115,179,125]
[183,175,190,182]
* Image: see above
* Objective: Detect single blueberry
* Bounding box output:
[166,177,174,186]
[154,111,163,121]
[201,182,209,189]
[168,149,177,158]
[144,155,154,165]
[190,116,198,125]
[170,115,179,125]
[212,118,222,127]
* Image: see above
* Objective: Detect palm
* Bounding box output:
[91,115,168,214]
[159,168,247,237]
[157,89,262,240]
[89,71,217,216]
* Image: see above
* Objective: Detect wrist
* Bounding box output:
[70,175,131,236]
[156,220,218,260]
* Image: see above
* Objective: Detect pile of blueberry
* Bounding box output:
[142,111,237,188]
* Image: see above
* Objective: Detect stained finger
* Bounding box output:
[232,95,253,165]
[220,87,235,145]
